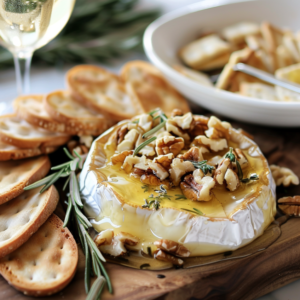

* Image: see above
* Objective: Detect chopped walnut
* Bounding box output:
[94,229,114,247]
[136,113,153,132]
[224,168,240,191]
[67,140,89,156]
[122,155,149,173]
[156,130,172,139]
[208,155,223,166]
[115,232,139,246]
[172,112,193,130]
[270,165,299,187]
[99,239,127,257]
[177,146,209,162]
[171,109,184,117]
[148,161,169,180]
[166,119,190,141]
[278,196,300,216]
[169,158,195,186]
[154,239,190,257]
[181,171,215,201]
[154,249,184,266]
[205,116,231,140]
[140,174,161,186]
[233,148,248,169]
[135,134,156,156]
[188,115,209,138]
[79,135,93,148]
[215,158,231,185]
[116,125,128,144]
[117,129,140,152]
[153,153,174,170]
[192,135,228,152]
[111,150,133,164]
[156,136,184,157]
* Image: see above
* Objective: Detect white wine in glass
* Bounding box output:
[0,0,76,94]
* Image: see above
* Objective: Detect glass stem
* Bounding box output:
[13,51,33,95]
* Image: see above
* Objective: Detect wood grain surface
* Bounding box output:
[0,110,299,300]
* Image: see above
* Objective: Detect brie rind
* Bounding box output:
[80,122,276,257]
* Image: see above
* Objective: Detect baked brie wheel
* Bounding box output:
[80,110,276,258]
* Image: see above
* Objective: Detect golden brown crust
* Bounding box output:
[0,114,71,149]
[67,65,143,121]
[120,60,190,114]
[0,214,78,296]
[0,155,51,205]
[0,185,59,258]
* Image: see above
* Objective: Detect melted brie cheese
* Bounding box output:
[79,124,276,256]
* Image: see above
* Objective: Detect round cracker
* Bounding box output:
[44,90,114,136]
[0,155,51,205]
[0,185,59,258]
[0,114,71,149]
[0,214,77,296]
[0,141,58,161]
[67,64,143,121]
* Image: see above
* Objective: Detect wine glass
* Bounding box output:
[0,0,76,94]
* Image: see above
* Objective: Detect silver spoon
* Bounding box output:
[233,63,300,94]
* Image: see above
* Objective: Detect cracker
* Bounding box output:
[261,22,287,53]
[0,114,70,149]
[174,65,213,87]
[0,141,57,161]
[276,45,294,69]
[222,22,260,44]
[44,90,113,136]
[282,34,300,63]
[67,65,143,121]
[0,155,50,205]
[0,185,59,258]
[179,34,231,70]
[239,82,278,101]
[0,214,77,296]
[121,61,190,114]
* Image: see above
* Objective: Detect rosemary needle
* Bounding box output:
[133,136,156,156]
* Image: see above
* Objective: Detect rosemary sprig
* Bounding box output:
[143,110,168,139]
[24,148,112,299]
[141,185,149,193]
[187,160,215,175]
[133,136,156,156]
[224,147,259,183]
[181,208,204,216]
[175,194,187,200]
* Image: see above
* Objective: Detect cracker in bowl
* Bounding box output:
[44,90,114,136]
[121,61,190,114]
[0,114,71,149]
[67,65,143,121]
[0,155,50,204]
[0,214,78,296]
[0,185,59,258]
[239,82,278,101]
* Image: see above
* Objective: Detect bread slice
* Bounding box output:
[67,65,143,121]
[0,214,78,296]
[44,90,113,136]
[0,185,59,258]
[0,141,57,161]
[13,95,65,133]
[0,114,70,148]
[0,155,50,205]
[121,61,190,114]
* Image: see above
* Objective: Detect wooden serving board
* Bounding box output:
[0,109,300,300]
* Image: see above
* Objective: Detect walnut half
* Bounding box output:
[154,239,190,257]
[270,165,299,187]
[156,136,184,157]
[278,196,300,216]
[154,250,184,266]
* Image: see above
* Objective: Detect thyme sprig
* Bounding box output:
[24,148,112,300]
[181,208,204,216]
[175,194,187,200]
[142,184,171,210]
[224,147,259,183]
[187,160,215,175]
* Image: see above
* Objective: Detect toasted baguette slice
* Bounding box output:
[0,214,78,296]
[13,95,65,133]
[121,61,190,114]
[0,141,57,161]
[0,155,50,204]
[67,65,143,121]
[0,114,70,148]
[0,185,59,258]
[44,90,113,136]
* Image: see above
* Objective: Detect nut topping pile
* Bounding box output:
[109,109,259,204]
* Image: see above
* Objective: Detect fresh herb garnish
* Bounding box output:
[224,147,259,183]
[142,185,172,210]
[188,160,215,175]
[181,208,204,216]
[142,198,161,210]
[143,110,168,139]
[175,194,187,200]
[133,136,156,156]
[24,148,112,299]
[141,184,149,193]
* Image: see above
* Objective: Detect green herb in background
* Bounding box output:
[0,0,160,67]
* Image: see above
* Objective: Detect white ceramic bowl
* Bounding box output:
[144,0,300,127]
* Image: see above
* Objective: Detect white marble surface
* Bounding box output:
[0,0,299,299]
